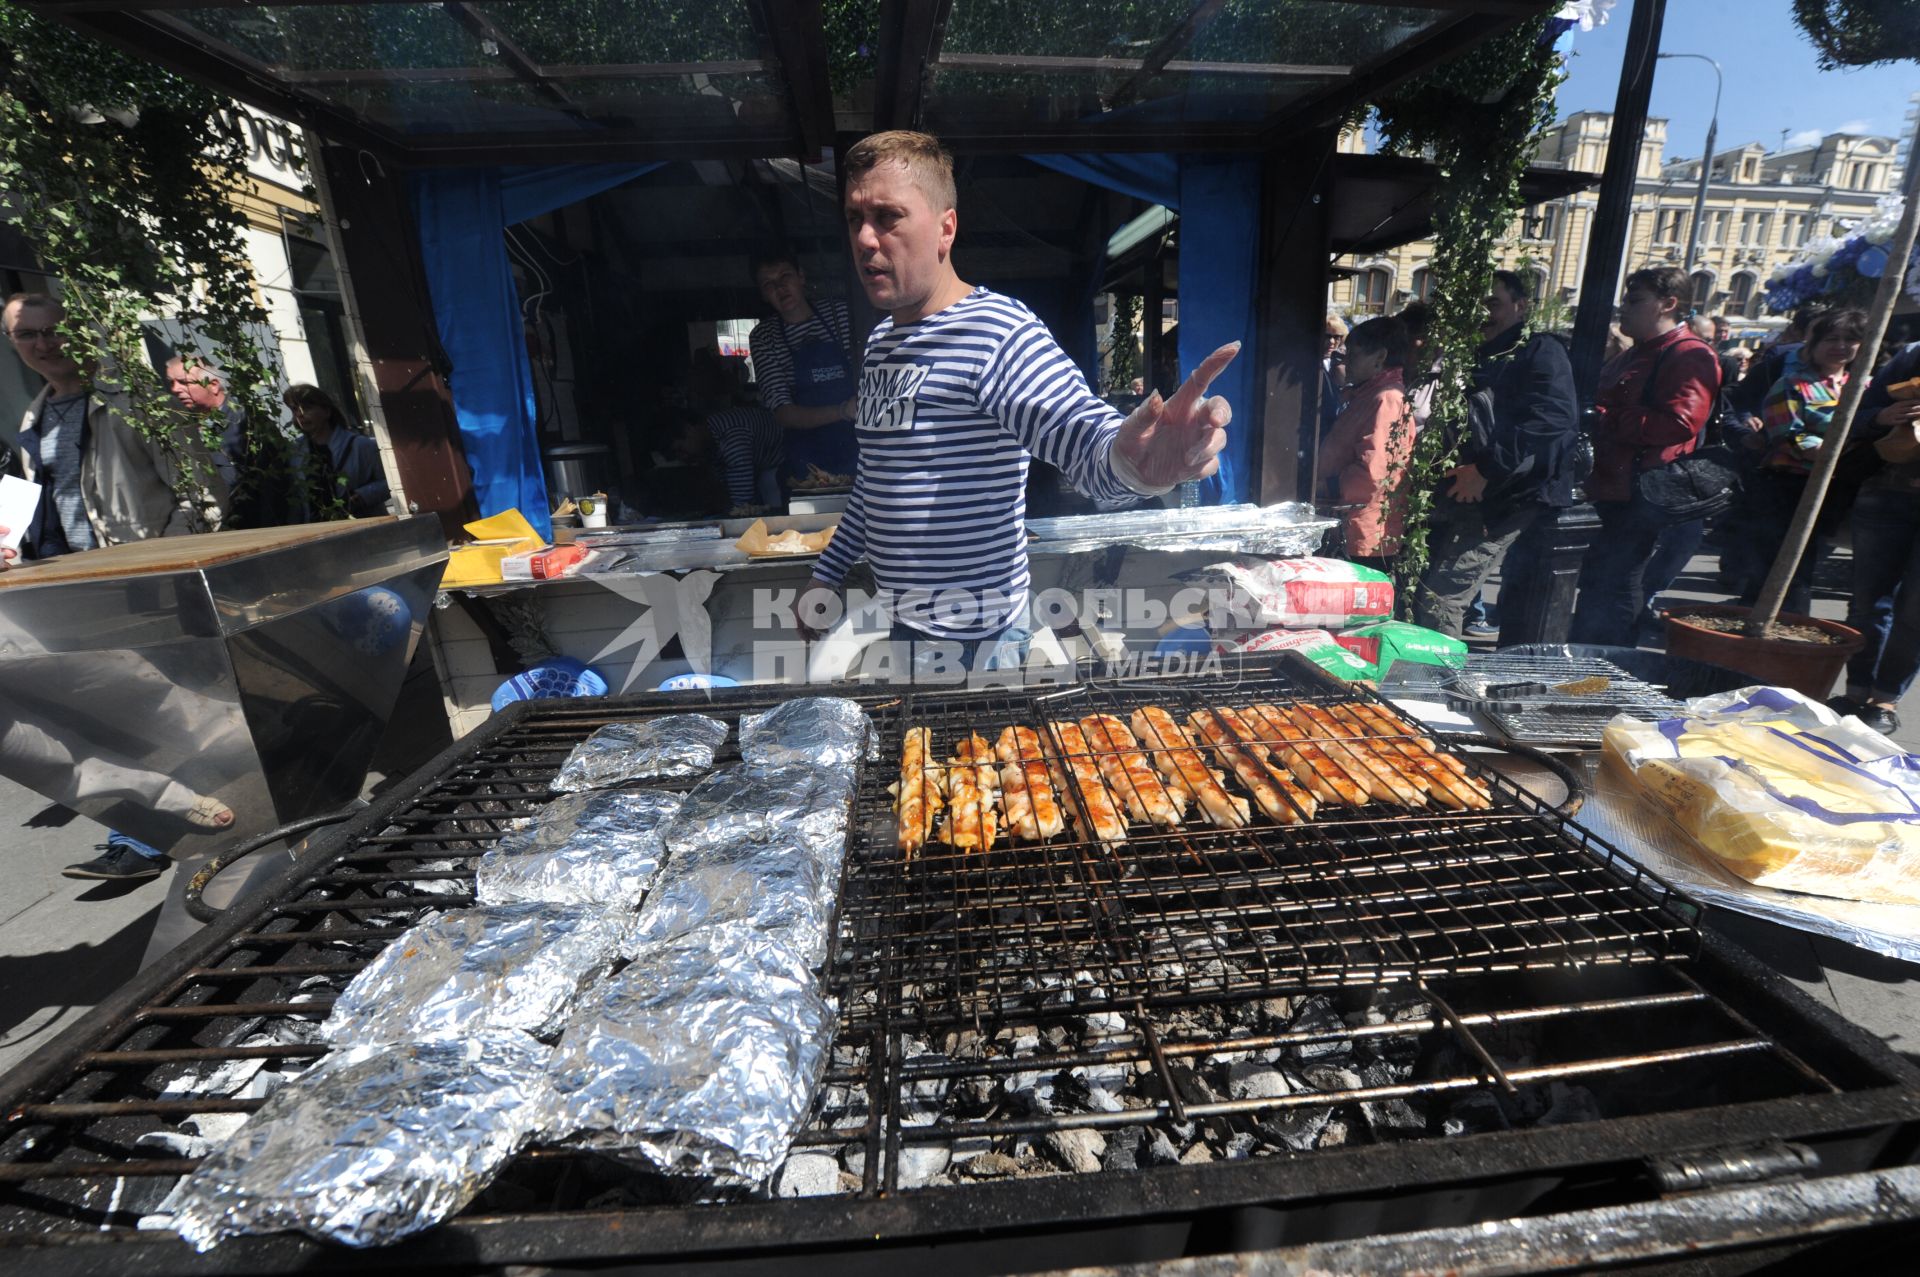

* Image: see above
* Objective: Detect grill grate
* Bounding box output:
[0,656,1863,1244]
[1443,653,1687,746]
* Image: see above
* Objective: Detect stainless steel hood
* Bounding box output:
[0,517,448,858]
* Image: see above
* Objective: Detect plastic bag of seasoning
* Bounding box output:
[1200,557,1395,631]
[1335,621,1466,679]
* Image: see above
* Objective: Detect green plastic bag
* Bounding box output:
[1334,621,1466,678]
[1217,628,1378,681]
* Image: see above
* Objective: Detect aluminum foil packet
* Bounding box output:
[475,789,684,908]
[664,761,854,860]
[738,697,873,769]
[322,904,629,1047]
[550,714,729,791]
[544,921,835,1183]
[626,832,834,968]
[167,1032,550,1250]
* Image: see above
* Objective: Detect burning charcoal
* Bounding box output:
[1441,1091,1512,1138]
[1043,1128,1107,1174]
[1043,1025,1071,1051]
[941,1029,983,1056]
[1317,1118,1350,1149]
[1179,1143,1214,1165]
[1356,1062,1428,1139]
[958,1151,1022,1179]
[1006,1071,1055,1115]
[1352,986,1432,1070]
[897,1145,952,1189]
[135,1130,214,1160]
[1287,996,1352,1063]
[1103,1127,1145,1172]
[1222,1132,1259,1160]
[772,1153,842,1198]
[1260,997,1295,1024]
[1226,1061,1292,1102]
[1301,1064,1364,1094]
[1082,1009,1128,1037]
[837,1171,863,1192]
[952,1076,997,1116]
[1254,1104,1331,1152]
[1537,1081,1604,1128]
[901,1056,950,1125]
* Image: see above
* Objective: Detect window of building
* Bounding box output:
[1728,272,1758,318]
[1409,267,1432,301]
[1523,204,1559,241]
[1352,268,1390,316]
[1690,271,1716,310]
[1656,209,1683,244]
[1524,267,1548,301]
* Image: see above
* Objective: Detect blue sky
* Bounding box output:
[1554,0,1918,158]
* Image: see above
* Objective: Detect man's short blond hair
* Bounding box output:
[844,130,957,214]
[3,292,60,319]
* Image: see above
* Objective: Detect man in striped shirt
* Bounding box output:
[805,131,1237,670]
[748,251,860,486]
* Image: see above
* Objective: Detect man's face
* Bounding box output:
[1483,282,1528,338]
[755,262,808,321]
[3,302,81,385]
[1713,317,1729,343]
[166,360,224,412]
[845,161,955,316]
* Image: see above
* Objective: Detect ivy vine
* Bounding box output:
[1366,15,1567,596]
[0,0,299,525]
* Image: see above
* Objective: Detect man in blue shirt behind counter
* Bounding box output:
[800,130,1239,672]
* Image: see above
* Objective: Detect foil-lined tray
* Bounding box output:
[543,921,835,1183]
[165,1032,552,1250]
[550,714,728,790]
[321,904,629,1047]
[1024,502,1333,557]
[475,790,684,908]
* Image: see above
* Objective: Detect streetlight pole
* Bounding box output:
[1657,52,1722,278]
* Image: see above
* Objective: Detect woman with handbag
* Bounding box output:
[1744,308,1868,616]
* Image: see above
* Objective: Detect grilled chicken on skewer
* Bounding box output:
[1079,713,1189,828]
[1326,704,1490,809]
[1129,706,1249,829]
[993,726,1065,841]
[1218,704,1367,809]
[1269,703,1426,809]
[894,726,945,857]
[1341,702,1479,783]
[1043,721,1131,846]
[939,734,1001,852]
[1187,709,1316,823]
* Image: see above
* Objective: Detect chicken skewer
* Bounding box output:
[894,727,945,857]
[1325,703,1491,809]
[993,726,1066,842]
[1218,704,1368,809]
[1079,713,1190,828]
[1129,706,1249,830]
[1266,702,1427,809]
[1187,709,1317,824]
[1043,721,1131,846]
[1341,701,1480,783]
[939,734,1002,852]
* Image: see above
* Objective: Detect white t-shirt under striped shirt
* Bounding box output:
[813,287,1137,639]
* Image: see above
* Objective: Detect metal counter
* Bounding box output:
[0,517,448,857]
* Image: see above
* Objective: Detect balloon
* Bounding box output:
[1857,245,1889,279]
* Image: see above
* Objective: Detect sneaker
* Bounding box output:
[1858,704,1902,737]
[62,842,169,881]
[1464,620,1500,639]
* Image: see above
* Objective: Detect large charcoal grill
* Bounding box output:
[2,654,1919,1275]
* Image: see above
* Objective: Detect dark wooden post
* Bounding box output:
[1255,127,1336,505]
[1568,0,1669,403]
[313,142,477,539]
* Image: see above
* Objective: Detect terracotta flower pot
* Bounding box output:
[1662,604,1865,701]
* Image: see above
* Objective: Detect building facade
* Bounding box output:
[1329,111,1899,344]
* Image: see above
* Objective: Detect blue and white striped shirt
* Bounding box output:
[706,406,783,504]
[813,287,1136,638]
[749,298,854,413]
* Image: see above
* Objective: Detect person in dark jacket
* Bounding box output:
[1833,339,1920,734]
[1413,270,1578,637]
[1570,267,1722,646]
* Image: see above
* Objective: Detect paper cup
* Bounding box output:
[579,495,609,529]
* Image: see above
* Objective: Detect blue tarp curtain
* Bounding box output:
[411,163,659,540]
[1025,153,1259,506]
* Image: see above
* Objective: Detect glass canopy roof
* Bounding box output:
[30,1,1553,162]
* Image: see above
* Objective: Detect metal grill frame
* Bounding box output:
[1,655,1917,1275]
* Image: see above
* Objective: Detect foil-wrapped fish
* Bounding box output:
[626,832,834,968]
[167,1032,551,1250]
[739,697,872,769]
[550,714,729,791]
[475,790,684,908]
[664,762,854,861]
[321,904,628,1047]
[544,922,835,1184]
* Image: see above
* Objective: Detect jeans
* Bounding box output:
[1845,486,1920,701]
[1570,500,1668,647]
[886,614,1033,681]
[1738,469,1827,617]
[1642,517,1706,619]
[109,830,168,861]
[1413,503,1544,638]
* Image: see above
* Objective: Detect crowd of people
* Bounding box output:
[1317,267,1920,736]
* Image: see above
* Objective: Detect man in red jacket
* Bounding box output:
[1570,267,1722,645]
